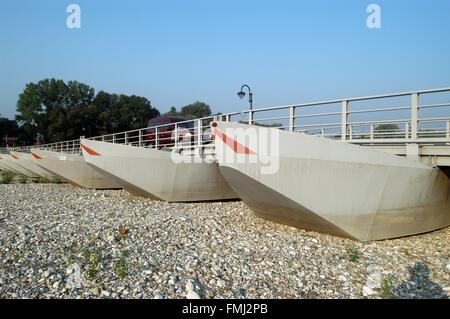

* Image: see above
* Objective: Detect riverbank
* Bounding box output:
[0,183,448,299]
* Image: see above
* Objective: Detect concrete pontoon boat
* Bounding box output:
[80,139,237,202]
[9,151,58,180]
[30,149,122,189]
[1,154,38,177]
[212,120,450,241]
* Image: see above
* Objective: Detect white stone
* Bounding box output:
[363,285,375,296]
[365,264,382,289]
[186,290,201,299]
[366,273,382,289]
[90,287,99,296]
[217,279,226,288]
[186,280,195,292]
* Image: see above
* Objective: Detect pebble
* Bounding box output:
[186,290,201,299]
[363,285,375,297]
[90,287,99,296]
[0,183,448,299]
[365,265,382,290]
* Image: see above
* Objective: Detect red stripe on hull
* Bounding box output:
[80,143,101,156]
[31,152,43,160]
[213,127,256,155]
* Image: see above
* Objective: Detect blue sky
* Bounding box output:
[1,0,450,119]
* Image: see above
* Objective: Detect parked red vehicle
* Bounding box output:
[146,116,194,147]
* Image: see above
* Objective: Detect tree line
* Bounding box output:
[0,78,212,146]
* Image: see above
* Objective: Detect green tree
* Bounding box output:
[164,106,179,116]
[164,101,212,119]
[116,94,159,131]
[16,79,92,142]
[180,101,212,119]
[15,78,160,142]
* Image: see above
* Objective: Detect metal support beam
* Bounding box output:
[411,93,419,141]
[289,106,295,132]
[341,100,348,141]
[174,124,178,148]
[197,119,202,147]
[447,120,450,139]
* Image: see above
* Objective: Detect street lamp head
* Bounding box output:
[237,91,246,100]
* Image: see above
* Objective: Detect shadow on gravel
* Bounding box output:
[393,261,447,299]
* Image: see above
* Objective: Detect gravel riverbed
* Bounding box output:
[0,182,449,299]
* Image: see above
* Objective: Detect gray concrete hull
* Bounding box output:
[10,151,57,180]
[0,161,22,174]
[1,154,38,177]
[30,149,122,189]
[0,159,14,172]
[214,121,450,241]
[80,139,238,202]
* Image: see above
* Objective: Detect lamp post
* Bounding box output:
[237,84,253,111]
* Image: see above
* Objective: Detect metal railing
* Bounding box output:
[9,87,450,155]
[9,139,81,154]
[243,87,450,144]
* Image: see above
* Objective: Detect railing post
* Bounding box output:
[447,120,450,139]
[289,106,295,132]
[124,132,128,145]
[411,93,419,141]
[341,100,348,141]
[370,124,374,140]
[225,114,230,122]
[155,127,159,149]
[348,125,353,140]
[405,123,409,139]
[320,128,325,138]
[174,124,178,148]
[197,119,202,147]
[248,110,253,126]
[139,130,142,147]
[112,134,116,144]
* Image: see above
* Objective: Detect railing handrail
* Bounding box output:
[240,86,450,113]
